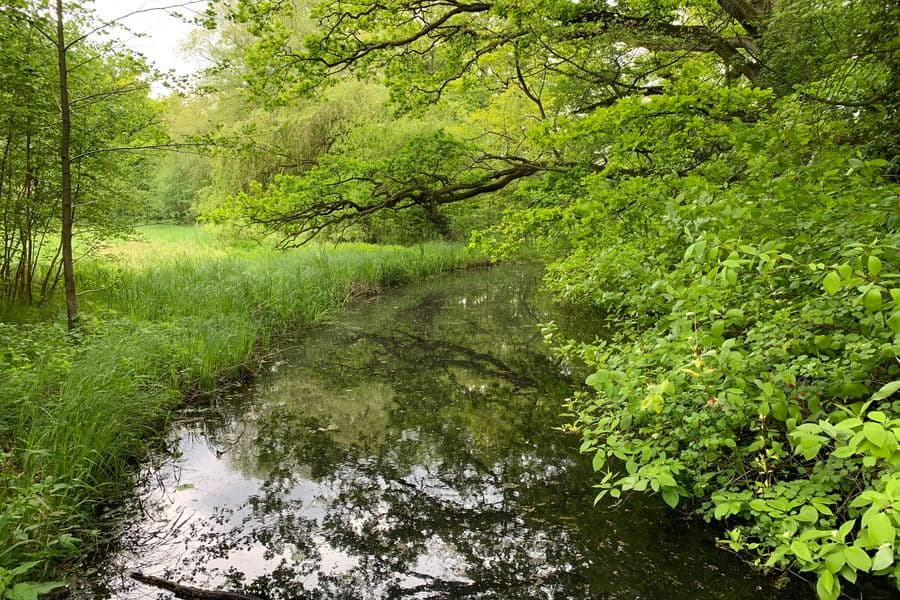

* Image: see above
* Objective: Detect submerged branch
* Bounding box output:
[130,572,263,600]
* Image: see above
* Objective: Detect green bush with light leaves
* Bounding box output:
[529,94,899,597]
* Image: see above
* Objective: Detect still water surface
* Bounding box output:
[75,265,813,599]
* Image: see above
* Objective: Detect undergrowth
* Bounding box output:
[0,227,476,585]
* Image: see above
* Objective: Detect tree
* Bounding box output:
[202,1,900,597]
[210,0,895,242]
[54,0,76,328]
[1,1,192,327]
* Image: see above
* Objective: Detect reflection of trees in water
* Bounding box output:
[82,267,808,600]
[188,292,597,598]
[175,452,594,599]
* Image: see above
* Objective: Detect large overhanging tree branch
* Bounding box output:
[245,0,765,85]
[214,0,776,242]
[235,156,544,246]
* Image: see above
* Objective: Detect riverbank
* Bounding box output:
[0,226,478,588]
[71,263,813,599]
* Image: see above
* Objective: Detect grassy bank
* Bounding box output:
[0,226,477,582]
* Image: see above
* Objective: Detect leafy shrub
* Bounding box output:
[496,91,899,597]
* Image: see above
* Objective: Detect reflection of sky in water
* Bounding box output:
[74,266,816,600]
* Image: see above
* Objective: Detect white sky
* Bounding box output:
[90,0,207,94]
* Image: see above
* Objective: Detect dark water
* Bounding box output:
[73,265,813,600]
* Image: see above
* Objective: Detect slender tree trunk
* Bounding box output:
[55,0,77,329]
[0,131,12,293]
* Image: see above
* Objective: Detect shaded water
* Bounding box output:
[74,265,812,599]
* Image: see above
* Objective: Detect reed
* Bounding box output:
[0,226,478,572]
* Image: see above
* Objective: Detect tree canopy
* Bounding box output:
[192,1,900,598]
[203,0,897,242]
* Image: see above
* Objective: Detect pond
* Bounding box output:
[73,264,813,599]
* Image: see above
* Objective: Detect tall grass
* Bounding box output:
[0,226,478,573]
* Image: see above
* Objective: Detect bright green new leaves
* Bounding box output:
[823,272,841,295]
[816,569,838,600]
[867,513,894,546]
[869,256,883,278]
[556,102,899,599]
[872,546,894,571]
[872,381,900,402]
[863,288,883,312]
[844,546,871,571]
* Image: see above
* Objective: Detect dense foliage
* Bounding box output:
[204,0,899,596]
[0,0,897,597]
[0,1,160,306]
[535,107,899,597]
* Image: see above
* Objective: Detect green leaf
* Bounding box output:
[657,472,677,487]
[871,381,900,402]
[868,256,882,277]
[592,451,605,472]
[791,540,813,562]
[796,505,819,523]
[823,271,841,295]
[863,288,883,312]
[844,546,872,572]
[9,582,66,600]
[868,411,886,423]
[839,565,857,583]
[889,312,900,334]
[838,519,856,539]
[824,550,845,574]
[749,499,767,512]
[835,417,862,431]
[585,372,603,391]
[872,546,894,571]
[867,512,895,545]
[714,503,730,519]
[816,570,838,600]
[863,422,887,447]
[841,382,869,398]
[661,489,679,508]
[8,562,40,577]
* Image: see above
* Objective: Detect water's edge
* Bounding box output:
[72,265,812,599]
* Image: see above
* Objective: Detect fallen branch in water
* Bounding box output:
[129,572,263,600]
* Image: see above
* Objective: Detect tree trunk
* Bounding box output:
[55,0,78,329]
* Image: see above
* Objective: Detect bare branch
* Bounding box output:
[66,1,209,50]
[71,143,211,161]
